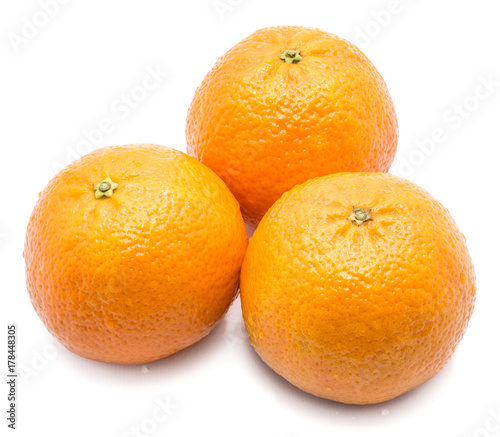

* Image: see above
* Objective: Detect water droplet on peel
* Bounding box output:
[381,409,390,416]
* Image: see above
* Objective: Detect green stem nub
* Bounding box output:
[99,182,111,192]
[279,49,303,64]
[348,207,373,226]
[94,177,119,199]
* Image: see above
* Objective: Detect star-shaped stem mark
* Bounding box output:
[94,177,119,199]
[348,207,373,226]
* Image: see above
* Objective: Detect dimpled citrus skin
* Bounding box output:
[186,26,398,227]
[25,144,248,365]
[240,173,475,405]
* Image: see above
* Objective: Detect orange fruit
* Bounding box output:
[240,172,475,404]
[24,144,248,365]
[186,26,398,227]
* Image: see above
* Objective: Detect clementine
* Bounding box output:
[24,144,248,364]
[186,26,398,226]
[240,172,475,404]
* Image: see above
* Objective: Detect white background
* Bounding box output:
[1,1,500,436]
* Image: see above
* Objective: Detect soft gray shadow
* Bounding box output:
[245,223,256,239]
[60,316,232,387]
[241,338,456,423]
